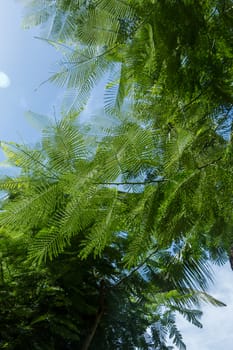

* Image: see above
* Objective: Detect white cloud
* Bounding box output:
[174,264,233,349]
[0,71,11,88]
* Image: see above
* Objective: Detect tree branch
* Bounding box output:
[113,247,158,289]
[81,280,106,350]
[197,156,222,170]
[94,179,167,186]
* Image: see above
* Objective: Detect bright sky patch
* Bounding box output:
[0,71,10,88]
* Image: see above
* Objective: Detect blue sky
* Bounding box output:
[174,265,233,349]
[0,0,61,148]
[1,1,233,349]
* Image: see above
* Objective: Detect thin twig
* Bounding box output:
[93,179,167,186]
[197,156,222,170]
[3,142,58,180]
[113,248,158,289]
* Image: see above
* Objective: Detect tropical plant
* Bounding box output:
[0,115,227,349]
[0,0,232,348]
[20,0,233,113]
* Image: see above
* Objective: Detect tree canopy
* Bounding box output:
[0,0,232,348]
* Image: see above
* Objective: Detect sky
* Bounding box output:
[0,0,61,147]
[0,1,233,349]
[174,265,233,349]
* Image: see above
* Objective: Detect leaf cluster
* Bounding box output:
[1,0,233,348]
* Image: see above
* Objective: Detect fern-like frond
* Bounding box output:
[167,317,186,350]
[96,122,158,185]
[58,186,97,235]
[28,226,68,264]
[0,177,29,192]
[123,186,157,267]
[21,0,55,29]
[42,119,88,173]
[77,8,119,47]
[0,182,61,231]
[97,0,135,21]
[24,110,52,131]
[0,141,56,179]
[79,196,117,259]
[176,308,203,328]
[155,171,200,244]
[21,0,77,43]
[20,0,138,114]
[164,127,193,173]
[193,290,226,307]
[104,62,135,117]
[50,46,111,113]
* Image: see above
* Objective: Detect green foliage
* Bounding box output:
[0,113,228,349]
[1,0,233,348]
[20,0,233,113]
[0,231,81,350]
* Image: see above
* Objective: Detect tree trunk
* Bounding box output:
[81,309,104,350]
[81,279,106,350]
